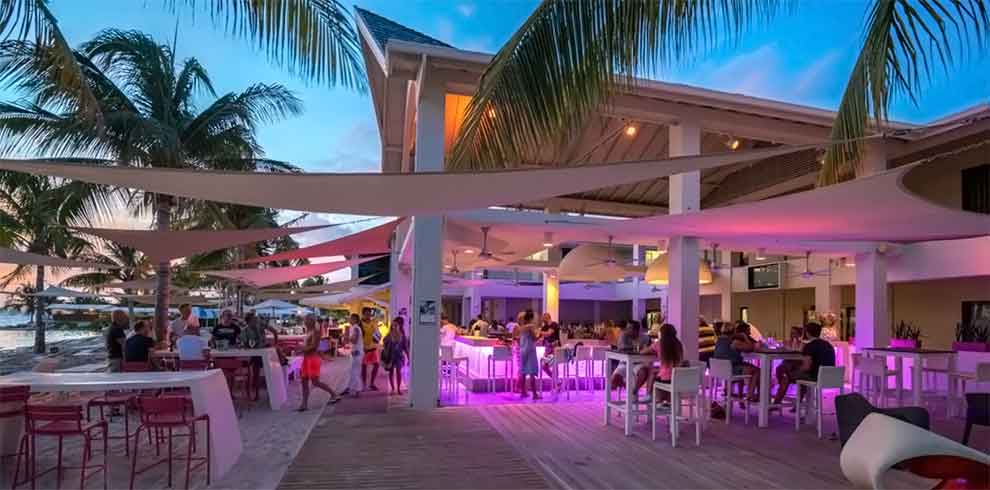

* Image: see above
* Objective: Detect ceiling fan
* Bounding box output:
[445,250,463,275]
[790,251,831,279]
[705,243,726,270]
[476,226,515,262]
[587,236,634,268]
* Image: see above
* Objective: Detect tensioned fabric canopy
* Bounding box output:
[94,278,188,292]
[30,286,102,298]
[240,220,399,265]
[0,145,811,216]
[74,225,329,263]
[258,275,375,293]
[117,294,215,306]
[300,283,391,307]
[0,247,117,269]
[247,299,301,311]
[607,159,990,245]
[200,255,384,288]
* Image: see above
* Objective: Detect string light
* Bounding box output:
[624,125,637,137]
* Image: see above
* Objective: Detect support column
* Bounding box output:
[542,272,559,323]
[814,284,842,318]
[854,251,889,349]
[388,232,411,323]
[719,255,733,322]
[631,244,646,322]
[466,287,482,321]
[593,301,601,325]
[668,121,701,360]
[409,61,444,410]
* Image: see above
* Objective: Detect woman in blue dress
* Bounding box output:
[517,309,540,399]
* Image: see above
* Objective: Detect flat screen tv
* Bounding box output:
[748,263,781,290]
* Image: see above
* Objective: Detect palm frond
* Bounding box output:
[167,0,367,90]
[819,0,990,185]
[447,0,782,170]
[0,0,102,119]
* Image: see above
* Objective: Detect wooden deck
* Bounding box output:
[279,383,990,490]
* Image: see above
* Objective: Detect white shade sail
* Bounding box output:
[557,244,645,282]
[200,255,384,288]
[300,283,390,307]
[94,278,188,292]
[258,275,374,293]
[31,286,103,298]
[75,225,329,263]
[118,294,216,306]
[240,220,400,265]
[0,146,811,216]
[0,248,117,269]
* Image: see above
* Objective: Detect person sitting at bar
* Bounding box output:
[177,324,210,361]
[124,320,156,368]
[105,310,129,372]
[610,321,652,391]
[639,324,684,403]
[440,313,459,347]
[712,322,761,402]
[212,308,242,348]
[772,321,835,406]
[698,317,717,363]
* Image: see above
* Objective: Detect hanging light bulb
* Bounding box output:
[542,231,554,248]
[624,125,637,137]
[727,137,741,150]
[755,248,766,261]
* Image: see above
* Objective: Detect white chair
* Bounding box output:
[948,362,990,417]
[651,366,704,447]
[795,366,845,438]
[857,356,897,407]
[439,345,470,403]
[486,345,513,393]
[591,347,608,391]
[850,353,863,391]
[708,358,750,425]
[840,413,990,489]
[574,346,595,391]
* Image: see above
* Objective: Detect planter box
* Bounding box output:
[890,338,921,349]
[952,341,989,352]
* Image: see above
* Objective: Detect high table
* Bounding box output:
[0,370,240,480]
[603,350,656,436]
[743,349,805,428]
[862,347,958,407]
[153,348,288,410]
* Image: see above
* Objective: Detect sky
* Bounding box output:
[3,0,989,286]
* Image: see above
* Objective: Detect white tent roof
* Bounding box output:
[31,286,102,298]
[248,299,300,311]
[0,248,117,269]
[0,146,810,215]
[45,303,111,311]
[300,283,390,307]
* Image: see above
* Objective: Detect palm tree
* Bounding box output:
[447,1,989,186]
[0,0,364,121]
[0,171,112,352]
[0,29,303,341]
[61,242,152,293]
[3,283,37,316]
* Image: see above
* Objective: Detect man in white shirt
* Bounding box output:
[176,325,209,361]
[440,313,459,347]
[168,304,200,346]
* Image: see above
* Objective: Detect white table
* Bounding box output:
[154,348,288,410]
[603,351,656,436]
[743,350,805,428]
[862,348,958,407]
[0,370,240,481]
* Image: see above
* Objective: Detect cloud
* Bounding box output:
[434,17,455,45]
[459,35,495,53]
[456,3,476,17]
[792,50,842,97]
[299,120,381,173]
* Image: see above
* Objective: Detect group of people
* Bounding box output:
[339,308,410,399]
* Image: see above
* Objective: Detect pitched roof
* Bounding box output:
[354,6,452,53]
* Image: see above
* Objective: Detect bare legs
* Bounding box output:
[742,364,761,401]
[386,367,403,395]
[298,377,340,411]
[362,361,380,391]
[518,373,540,399]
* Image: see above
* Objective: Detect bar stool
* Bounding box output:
[651,366,704,447]
[592,347,608,391]
[795,366,846,438]
[86,390,136,456]
[857,356,897,407]
[439,346,470,404]
[130,396,210,490]
[948,362,990,417]
[708,359,751,425]
[15,404,107,490]
[574,346,595,391]
[1,386,30,486]
[486,345,513,393]
[213,358,253,415]
[543,349,575,399]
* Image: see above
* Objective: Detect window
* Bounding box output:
[962,164,990,214]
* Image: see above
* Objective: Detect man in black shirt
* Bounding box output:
[773,322,836,405]
[125,320,156,367]
[212,309,243,347]
[105,310,129,372]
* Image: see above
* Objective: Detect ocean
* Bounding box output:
[0,311,100,350]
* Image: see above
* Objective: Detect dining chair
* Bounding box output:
[795,366,845,438]
[651,366,704,447]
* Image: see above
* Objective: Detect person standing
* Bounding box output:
[297,315,341,411]
[176,324,210,361]
[382,316,410,395]
[168,304,199,348]
[517,309,540,399]
[359,308,381,391]
[124,320,156,369]
[342,313,364,398]
[105,310,129,372]
[212,309,242,347]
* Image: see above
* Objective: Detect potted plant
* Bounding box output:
[953,320,990,352]
[890,320,923,349]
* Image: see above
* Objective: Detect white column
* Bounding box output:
[631,244,646,322]
[461,295,471,326]
[388,241,411,322]
[530,297,540,315]
[854,251,889,349]
[409,61,444,410]
[542,272,559,323]
[668,121,701,360]
[814,284,842,317]
[593,301,601,325]
[719,256,733,322]
[466,287,482,321]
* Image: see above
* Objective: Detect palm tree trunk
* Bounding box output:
[153,194,173,342]
[33,266,45,354]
